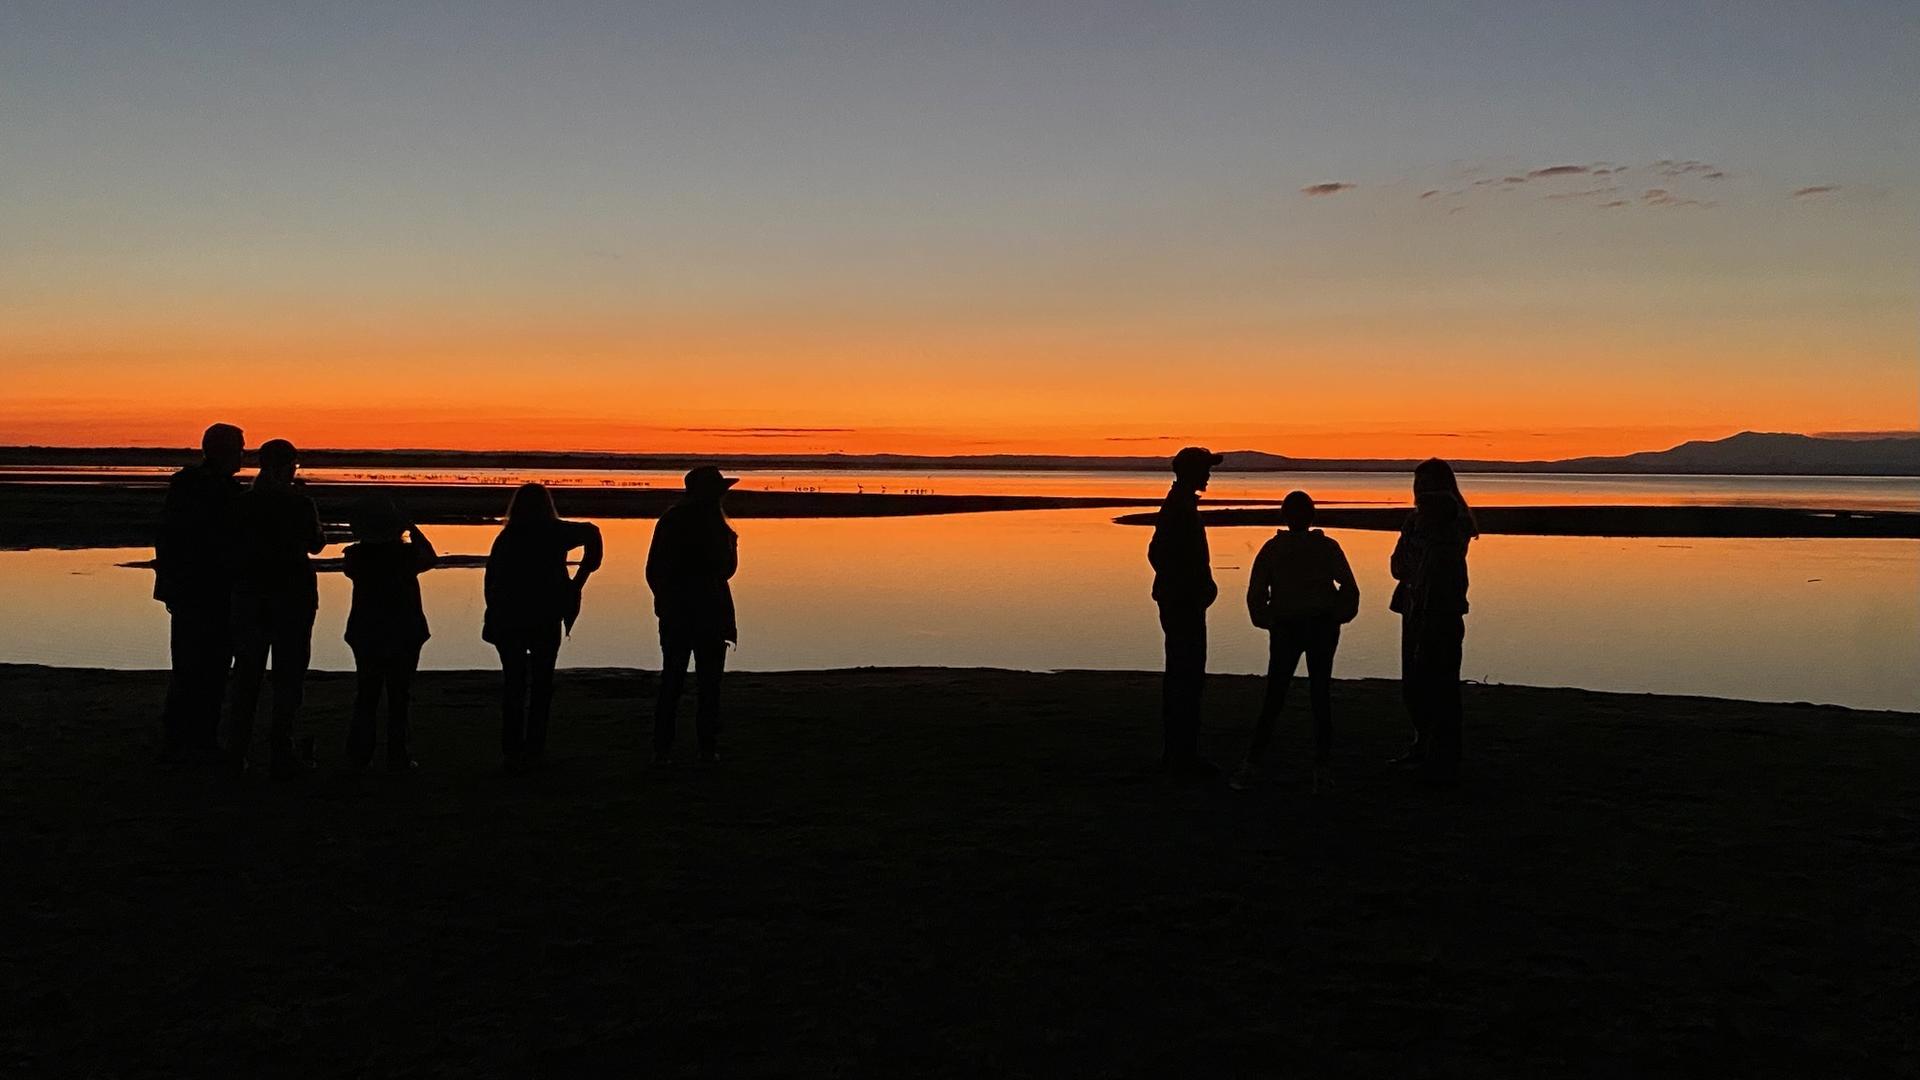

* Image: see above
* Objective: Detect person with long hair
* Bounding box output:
[1388,457,1477,782]
[482,482,602,773]
[646,465,740,766]
[227,438,325,778]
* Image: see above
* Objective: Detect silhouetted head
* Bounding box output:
[1171,446,1222,491]
[1413,457,1478,536]
[201,423,245,476]
[350,496,404,543]
[256,438,298,487]
[505,482,558,529]
[683,465,739,504]
[1281,490,1315,531]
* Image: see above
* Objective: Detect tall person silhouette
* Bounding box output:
[227,438,325,778]
[1148,446,1222,779]
[646,465,739,767]
[482,482,602,773]
[153,422,245,767]
[1389,458,1476,783]
[1230,491,1359,794]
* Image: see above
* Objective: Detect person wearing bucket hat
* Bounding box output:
[341,496,439,773]
[1147,445,1224,779]
[646,465,742,766]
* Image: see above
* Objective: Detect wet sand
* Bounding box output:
[5,479,1917,550]
[3,665,1916,1076]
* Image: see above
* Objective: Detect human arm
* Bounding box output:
[1389,515,1417,582]
[1245,544,1272,629]
[568,520,603,587]
[407,524,439,572]
[302,495,326,555]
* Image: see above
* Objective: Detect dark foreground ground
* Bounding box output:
[3,666,1917,1078]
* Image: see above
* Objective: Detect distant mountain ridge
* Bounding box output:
[2,431,1916,476]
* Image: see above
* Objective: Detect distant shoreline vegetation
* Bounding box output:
[2,431,1918,477]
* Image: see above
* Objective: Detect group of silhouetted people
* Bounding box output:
[154,423,738,778]
[1150,447,1475,788]
[157,423,1473,789]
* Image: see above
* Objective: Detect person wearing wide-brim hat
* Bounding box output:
[1147,446,1224,779]
[645,465,741,766]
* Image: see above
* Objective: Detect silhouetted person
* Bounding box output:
[646,465,740,766]
[153,422,246,765]
[483,482,602,772]
[1389,458,1476,783]
[227,438,325,778]
[1230,491,1359,794]
[1148,446,1222,778]
[343,498,437,772]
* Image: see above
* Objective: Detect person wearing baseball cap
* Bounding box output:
[1147,445,1225,779]
[646,464,742,766]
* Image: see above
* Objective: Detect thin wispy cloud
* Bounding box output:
[1641,188,1712,209]
[1545,185,1622,201]
[1792,184,1841,198]
[1301,182,1355,196]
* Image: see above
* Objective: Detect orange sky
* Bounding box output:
[4,5,1916,460]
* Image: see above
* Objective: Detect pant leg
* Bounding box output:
[524,628,560,757]
[1158,603,1207,766]
[348,646,382,766]
[1247,622,1307,765]
[1303,619,1341,764]
[655,628,694,757]
[1421,615,1466,777]
[1399,614,1424,752]
[267,603,315,759]
[163,601,226,754]
[227,600,270,766]
[693,637,727,755]
[497,642,528,759]
[387,648,418,766]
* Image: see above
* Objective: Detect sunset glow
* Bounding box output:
[4,3,1915,458]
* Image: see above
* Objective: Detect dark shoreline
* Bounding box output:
[5,480,1919,549]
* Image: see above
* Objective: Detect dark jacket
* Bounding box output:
[153,464,242,607]
[230,482,324,611]
[344,533,438,652]
[1247,529,1359,626]
[1389,511,1472,620]
[646,502,739,642]
[1148,484,1216,607]
[482,519,603,642]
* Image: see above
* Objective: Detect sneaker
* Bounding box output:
[388,759,419,774]
[1227,763,1257,791]
[651,753,674,769]
[698,751,721,767]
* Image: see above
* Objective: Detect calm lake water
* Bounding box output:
[9,466,1920,510]
[3,498,1916,711]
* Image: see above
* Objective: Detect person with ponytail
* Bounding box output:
[482,482,602,773]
